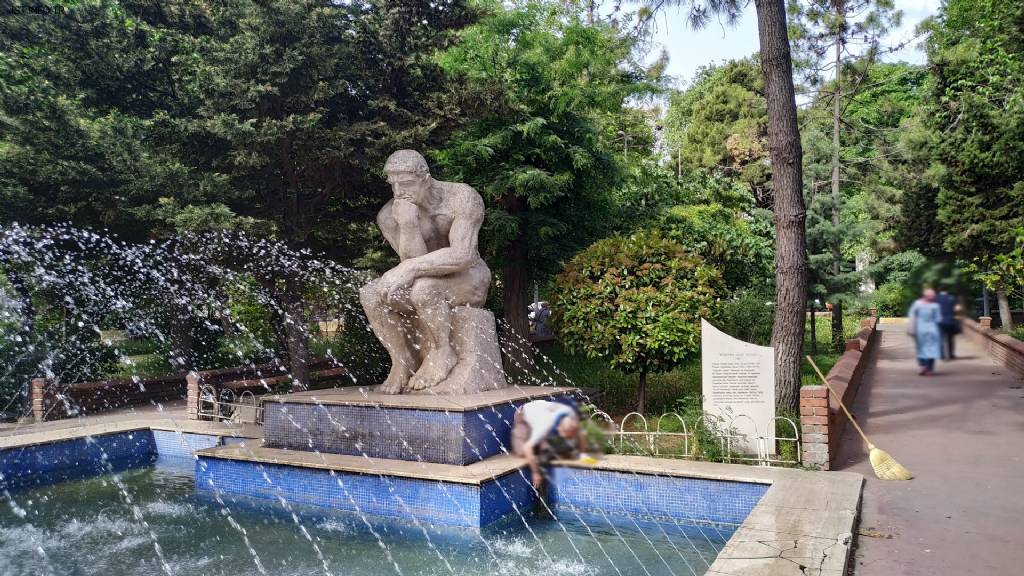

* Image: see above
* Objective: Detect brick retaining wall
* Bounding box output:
[33,373,188,422]
[963,317,1024,378]
[186,357,350,420]
[800,315,880,470]
[33,357,349,422]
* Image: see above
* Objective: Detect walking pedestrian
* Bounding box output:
[908,288,943,375]
[936,284,961,360]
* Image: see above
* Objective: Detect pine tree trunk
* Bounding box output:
[502,230,536,374]
[280,277,310,390]
[830,32,844,355]
[5,266,35,415]
[996,287,1014,331]
[831,301,844,352]
[637,370,647,415]
[755,0,808,414]
[168,306,195,373]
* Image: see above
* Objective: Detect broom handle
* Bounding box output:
[806,355,874,449]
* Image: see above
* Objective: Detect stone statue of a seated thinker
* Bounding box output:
[359,150,506,394]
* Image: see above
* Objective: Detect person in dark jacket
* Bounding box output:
[936,285,960,360]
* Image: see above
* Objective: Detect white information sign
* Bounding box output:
[701,319,775,453]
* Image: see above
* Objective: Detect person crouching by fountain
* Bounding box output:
[512,399,589,489]
[908,287,943,375]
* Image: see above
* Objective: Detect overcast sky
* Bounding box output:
[644,0,943,88]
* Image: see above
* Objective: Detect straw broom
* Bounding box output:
[806,356,913,481]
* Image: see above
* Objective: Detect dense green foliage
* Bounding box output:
[0,0,476,257]
[663,59,771,208]
[910,0,1024,327]
[551,230,720,412]
[921,1,1024,262]
[436,1,662,356]
[658,203,774,293]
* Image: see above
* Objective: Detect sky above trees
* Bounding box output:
[644,0,940,84]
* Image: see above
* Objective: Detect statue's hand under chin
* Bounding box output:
[392,198,419,224]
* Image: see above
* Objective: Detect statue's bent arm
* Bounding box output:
[402,196,483,280]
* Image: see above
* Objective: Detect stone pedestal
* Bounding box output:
[261,386,578,465]
[428,307,507,394]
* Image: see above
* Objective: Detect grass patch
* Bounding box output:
[108,338,162,357]
[802,315,863,385]
[106,353,174,380]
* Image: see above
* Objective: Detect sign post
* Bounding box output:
[701,319,776,454]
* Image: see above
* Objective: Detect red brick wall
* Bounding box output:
[963,317,1024,378]
[800,316,880,470]
[185,358,349,420]
[33,373,188,422]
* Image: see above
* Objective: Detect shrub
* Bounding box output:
[869,281,916,317]
[309,314,389,386]
[720,289,775,346]
[658,203,774,292]
[551,230,721,413]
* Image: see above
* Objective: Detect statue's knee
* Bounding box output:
[359,282,381,309]
[409,279,441,308]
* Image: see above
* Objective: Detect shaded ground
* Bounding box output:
[835,324,1024,576]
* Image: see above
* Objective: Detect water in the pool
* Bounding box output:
[0,457,724,576]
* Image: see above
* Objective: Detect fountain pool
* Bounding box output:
[0,418,864,576]
[0,456,726,576]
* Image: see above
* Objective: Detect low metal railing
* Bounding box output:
[587,408,801,467]
[197,386,263,425]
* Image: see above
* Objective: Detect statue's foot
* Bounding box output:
[408,347,458,391]
[378,365,410,394]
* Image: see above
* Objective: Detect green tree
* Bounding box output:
[436,1,659,370]
[638,0,809,412]
[663,58,772,207]
[789,0,901,350]
[919,0,1024,330]
[551,230,721,413]
[658,203,775,293]
[1,0,478,384]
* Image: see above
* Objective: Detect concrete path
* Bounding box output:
[835,324,1024,576]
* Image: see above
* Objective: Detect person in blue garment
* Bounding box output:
[908,288,943,375]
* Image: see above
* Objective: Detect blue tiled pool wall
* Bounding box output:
[0,431,157,490]
[195,456,535,528]
[546,467,768,529]
[0,430,231,491]
[263,393,576,466]
[152,430,221,457]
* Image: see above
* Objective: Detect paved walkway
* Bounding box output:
[835,325,1024,576]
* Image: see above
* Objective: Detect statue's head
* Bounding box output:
[384,150,431,203]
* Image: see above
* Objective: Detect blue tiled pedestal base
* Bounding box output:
[194,452,535,528]
[261,386,579,465]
